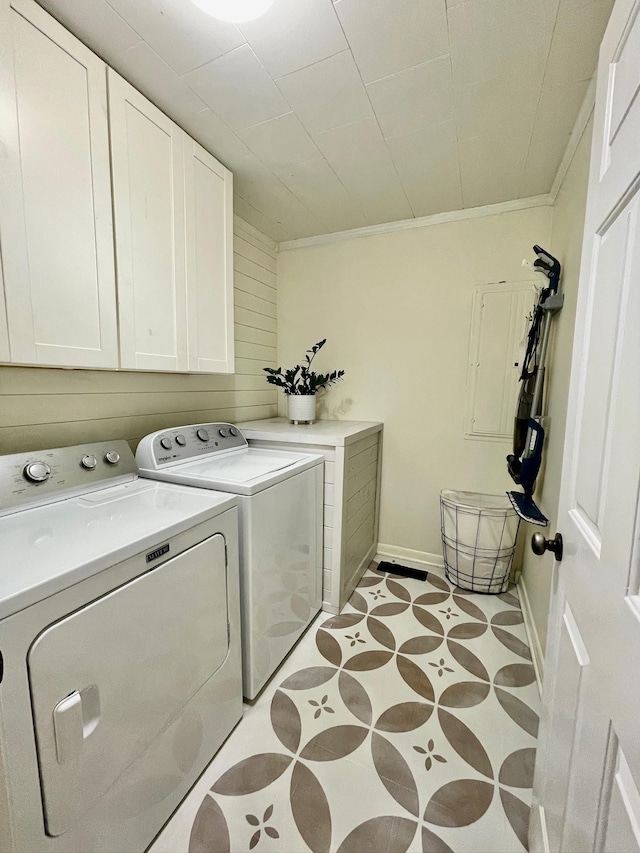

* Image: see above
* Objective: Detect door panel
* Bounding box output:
[0,0,117,368]
[572,194,637,543]
[109,70,187,372]
[185,139,234,374]
[601,746,640,852]
[599,1,640,215]
[28,534,228,836]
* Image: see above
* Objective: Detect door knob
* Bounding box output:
[531,531,563,561]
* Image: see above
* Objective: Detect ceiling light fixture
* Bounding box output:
[190,0,275,23]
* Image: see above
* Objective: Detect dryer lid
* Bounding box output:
[0,480,236,620]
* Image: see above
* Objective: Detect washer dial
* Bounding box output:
[23,461,51,483]
[81,455,97,470]
[196,428,210,442]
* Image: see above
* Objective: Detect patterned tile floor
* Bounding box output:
[151,564,540,853]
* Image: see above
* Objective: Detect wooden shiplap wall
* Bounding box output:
[0,217,278,454]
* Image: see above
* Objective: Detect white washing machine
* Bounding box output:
[0,441,242,853]
[136,423,323,700]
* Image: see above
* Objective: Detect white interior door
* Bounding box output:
[184,138,234,374]
[0,0,118,368]
[530,1,640,851]
[108,69,187,372]
[28,534,228,838]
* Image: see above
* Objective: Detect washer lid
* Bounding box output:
[0,480,236,620]
[177,448,313,484]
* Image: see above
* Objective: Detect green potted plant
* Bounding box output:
[263,339,345,424]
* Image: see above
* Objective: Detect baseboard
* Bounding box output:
[375,543,446,578]
[528,803,550,853]
[516,572,545,690]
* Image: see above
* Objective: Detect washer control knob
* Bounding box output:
[160,437,172,451]
[219,428,229,438]
[104,451,120,465]
[196,428,210,442]
[175,435,186,447]
[81,455,97,470]
[23,461,51,483]
[229,427,239,437]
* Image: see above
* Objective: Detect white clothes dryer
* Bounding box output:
[0,441,242,853]
[136,423,323,700]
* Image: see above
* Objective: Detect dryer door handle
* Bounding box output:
[52,692,83,765]
[52,686,101,764]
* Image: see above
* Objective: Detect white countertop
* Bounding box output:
[238,418,383,447]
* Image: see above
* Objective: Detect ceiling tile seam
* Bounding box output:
[234,195,288,244]
[235,146,327,236]
[329,13,416,219]
[363,51,452,88]
[103,0,146,41]
[108,40,210,124]
[444,0,465,209]
[517,0,563,197]
[272,47,354,86]
[102,0,247,79]
[304,119,404,226]
[174,41,248,79]
[100,0,144,48]
[182,41,296,131]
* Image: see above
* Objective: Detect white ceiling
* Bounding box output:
[37,0,613,242]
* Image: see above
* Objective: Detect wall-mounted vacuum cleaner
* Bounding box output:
[507,245,564,526]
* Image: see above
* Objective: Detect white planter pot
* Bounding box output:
[287,394,316,424]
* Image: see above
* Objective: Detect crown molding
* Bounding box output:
[278,194,553,251]
[549,77,597,203]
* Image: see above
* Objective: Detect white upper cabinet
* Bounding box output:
[108,70,188,372]
[108,71,233,374]
[0,0,118,368]
[184,139,234,374]
[0,1,234,374]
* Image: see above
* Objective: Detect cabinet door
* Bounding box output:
[0,0,118,368]
[185,139,234,373]
[108,70,187,372]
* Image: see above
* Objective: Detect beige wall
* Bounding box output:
[277,205,553,560]
[0,218,278,454]
[520,117,593,658]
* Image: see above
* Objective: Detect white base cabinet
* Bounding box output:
[0,0,233,375]
[239,419,384,614]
